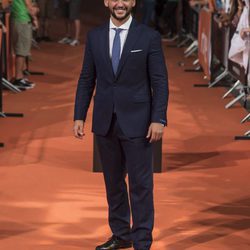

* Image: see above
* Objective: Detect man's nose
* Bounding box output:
[115,0,126,6]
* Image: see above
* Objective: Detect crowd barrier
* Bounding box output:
[0,9,24,148]
[175,1,250,140]
[0,26,3,147]
[0,10,19,92]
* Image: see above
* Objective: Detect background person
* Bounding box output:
[58,0,81,46]
[36,0,55,42]
[11,0,39,90]
[141,0,155,25]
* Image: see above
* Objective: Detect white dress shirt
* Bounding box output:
[109,15,133,58]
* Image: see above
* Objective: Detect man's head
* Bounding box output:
[104,0,136,23]
[1,0,12,9]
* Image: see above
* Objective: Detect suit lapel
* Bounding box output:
[115,19,140,79]
[101,19,140,80]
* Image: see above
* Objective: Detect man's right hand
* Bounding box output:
[73,120,85,139]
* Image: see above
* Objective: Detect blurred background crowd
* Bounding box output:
[0,0,250,137]
[0,0,249,100]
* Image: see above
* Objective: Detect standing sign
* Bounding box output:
[198,8,213,80]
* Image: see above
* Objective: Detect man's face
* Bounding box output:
[104,0,136,21]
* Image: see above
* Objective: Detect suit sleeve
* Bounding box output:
[74,32,96,121]
[148,31,169,126]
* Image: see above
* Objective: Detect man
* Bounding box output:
[229,0,249,72]
[11,0,39,90]
[58,0,81,46]
[141,0,155,26]
[74,0,168,249]
[36,0,55,42]
[161,0,179,41]
[154,0,166,33]
[1,0,12,9]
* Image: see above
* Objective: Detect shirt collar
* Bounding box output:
[109,15,133,30]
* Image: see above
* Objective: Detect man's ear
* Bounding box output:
[104,0,109,8]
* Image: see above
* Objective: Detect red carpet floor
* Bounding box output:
[0,11,250,250]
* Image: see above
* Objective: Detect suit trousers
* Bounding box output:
[96,114,154,250]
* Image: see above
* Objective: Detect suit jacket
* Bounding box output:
[74,18,169,138]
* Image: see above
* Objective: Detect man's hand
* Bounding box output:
[32,18,39,30]
[25,0,39,16]
[146,122,164,143]
[240,28,250,40]
[0,21,7,33]
[73,120,85,139]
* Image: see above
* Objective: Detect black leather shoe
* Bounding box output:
[96,235,132,250]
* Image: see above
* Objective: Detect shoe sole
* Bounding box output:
[15,86,28,91]
[24,83,36,87]
[96,244,132,250]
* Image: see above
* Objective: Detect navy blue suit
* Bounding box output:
[74,19,168,250]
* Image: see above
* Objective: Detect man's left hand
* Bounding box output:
[146,123,164,143]
[240,28,250,39]
[32,18,39,30]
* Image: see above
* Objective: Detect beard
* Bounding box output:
[110,6,132,21]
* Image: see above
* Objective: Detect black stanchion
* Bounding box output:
[183,5,201,71]
[0,36,2,113]
[0,10,20,92]
[25,56,45,76]
[0,21,4,147]
[207,17,231,88]
[227,61,247,87]
[229,59,250,140]
[235,135,250,140]
[0,27,3,147]
[0,29,23,117]
[0,11,23,147]
[93,135,163,173]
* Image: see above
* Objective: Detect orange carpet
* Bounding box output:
[0,5,250,250]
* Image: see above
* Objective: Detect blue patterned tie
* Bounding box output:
[112,28,122,75]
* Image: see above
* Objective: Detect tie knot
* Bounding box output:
[113,28,123,34]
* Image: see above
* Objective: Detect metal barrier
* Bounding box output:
[173,4,250,140]
[0,9,24,148]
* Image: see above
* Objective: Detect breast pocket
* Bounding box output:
[127,51,146,70]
